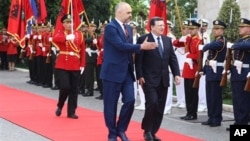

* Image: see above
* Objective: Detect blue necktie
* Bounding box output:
[157,37,163,57]
[123,24,129,41]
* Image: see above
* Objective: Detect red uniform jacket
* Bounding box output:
[181,35,201,78]
[7,39,18,55]
[97,34,104,65]
[53,30,86,70]
[0,34,9,52]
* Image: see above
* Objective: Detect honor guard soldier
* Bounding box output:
[95,21,108,100]
[172,21,189,109]
[53,14,86,119]
[197,18,210,112]
[82,21,98,97]
[179,20,201,120]
[0,27,9,70]
[227,18,250,130]
[201,20,227,127]
[78,22,88,94]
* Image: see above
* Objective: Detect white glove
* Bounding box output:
[28,44,32,48]
[51,47,56,55]
[21,49,25,52]
[38,43,43,47]
[93,38,97,44]
[185,58,193,69]
[66,34,75,41]
[179,36,187,42]
[80,67,85,74]
[49,37,52,42]
[38,35,42,40]
[227,42,233,48]
[85,48,92,56]
[198,45,204,51]
[42,47,46,52]
[33,35,37,39]
[25,34,30,39]
[234,60,243,74]
[209,60,217,73]
[247,72,250,78]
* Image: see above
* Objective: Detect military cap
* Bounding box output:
[188,20,201,28]
[198,19,209,27]
[89,21,96,27]
[61,14,72,23]
[82,21,88,27]
[239,18,250,27]
[213,20,226,29]
[183,21,188,26]
[101,20,108,27]
[167,20,174,28]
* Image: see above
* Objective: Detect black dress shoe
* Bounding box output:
[153,135,161,141]
[144,132,154,141]
[184,115,197,120]
[78,90,85,94]
[117,132,130,141]
[55,108,61,116]
[201,121,211,125]
[108,138,117,141]
[95,95,103,100]
[51,86,59,90]
[82,91,93,97]
[226,127,230,131]
[210,123,221,127]
[67,114,78,119]
[180,115,188,120]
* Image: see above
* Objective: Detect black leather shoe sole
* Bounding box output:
[201,121,211,125]
[67,114,78,119]
[210,123,221,127]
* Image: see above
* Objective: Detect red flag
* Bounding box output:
[54,0,85,34]
[7,0,34,48]
[146,0,167,34]
[36,0,47,23]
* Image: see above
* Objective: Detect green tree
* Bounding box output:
[0,0,11,28]
[217,0,241,42]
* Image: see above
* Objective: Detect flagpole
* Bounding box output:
[70,0,73,33]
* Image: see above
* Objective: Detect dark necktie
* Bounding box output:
[123,24,129,41]
[157,37,163,57]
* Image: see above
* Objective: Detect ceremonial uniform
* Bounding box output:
[0,28,9,70]
[230,18,250,125]
[202,20,227,127]
[82,23,98,97]
[197,19,210,112]
[180,20,201,120]
[53,14,86,119]
[7,36,19,71]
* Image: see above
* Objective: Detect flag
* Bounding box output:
[7,0,34,48]
[36,0,47,23]
[54,0,85,34]
[27,0,38,34]
[146,0,167,34]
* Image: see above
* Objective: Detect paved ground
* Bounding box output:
[0,69,234,141]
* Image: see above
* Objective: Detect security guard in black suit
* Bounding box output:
[201,20,227,127]
[229,18,250,128]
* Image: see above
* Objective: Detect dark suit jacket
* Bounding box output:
[100,19,141,83]
[135,33,180,87]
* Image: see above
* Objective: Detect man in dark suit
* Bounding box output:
[100,2,158,141]
[135,17,181,141]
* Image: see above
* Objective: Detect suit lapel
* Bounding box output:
[113,20,128,42]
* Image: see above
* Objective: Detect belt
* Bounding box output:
[59,51,80,58]
[205,60,224,67]
[233,64,249,68]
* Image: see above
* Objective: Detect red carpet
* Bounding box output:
[0,85,202,141]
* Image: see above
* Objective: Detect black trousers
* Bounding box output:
[96,64,103,94]
[0,51,8,70]
[184,78,198,117]
[85,63,96,93]
[142,80,168,135]
[56,69,80,115]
